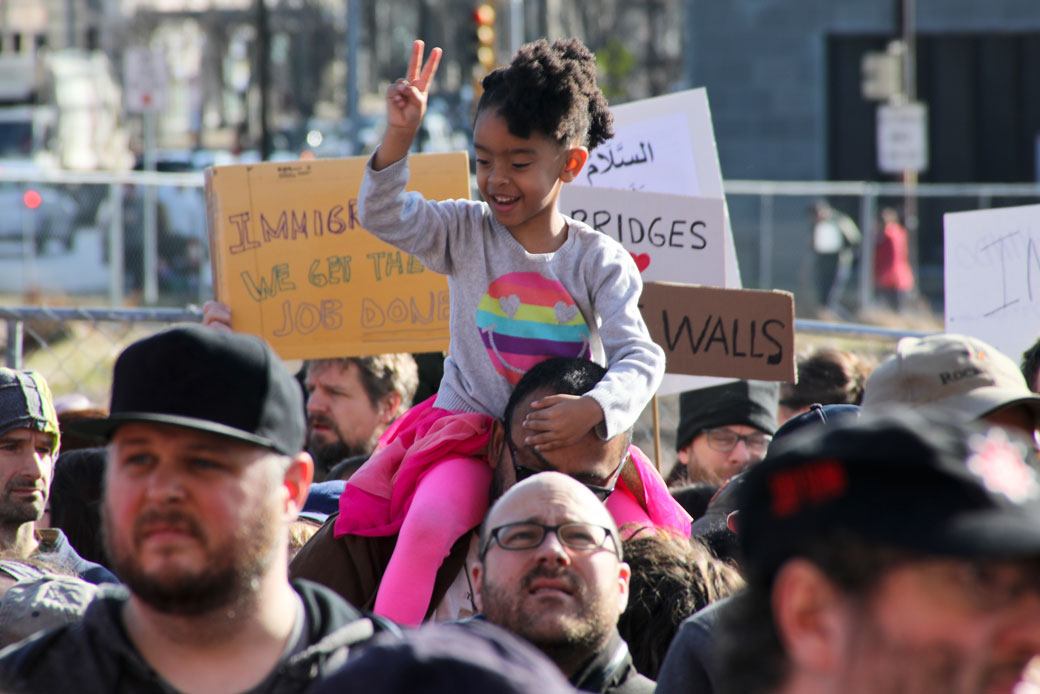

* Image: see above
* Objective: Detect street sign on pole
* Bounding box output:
[124,47,168,114]
[877,101,927,174]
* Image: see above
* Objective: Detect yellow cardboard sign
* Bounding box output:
[205,153,469,359]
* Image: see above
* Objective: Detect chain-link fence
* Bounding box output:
[1,306,201,406]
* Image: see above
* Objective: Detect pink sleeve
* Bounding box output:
[605,445,692,538]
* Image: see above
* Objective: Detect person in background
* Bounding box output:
[669,380,779,491]
[777,347,868,425]
[0,369,115,585]
[861,333,1040,450]
[47,447,108,570]
[874,206,914,312]
[809,200,861,318]
[617,530,743,680]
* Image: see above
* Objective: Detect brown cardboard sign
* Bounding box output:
[639,282,795,382]
[205,153,469,360]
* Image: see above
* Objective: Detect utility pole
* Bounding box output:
[257,0,271,160]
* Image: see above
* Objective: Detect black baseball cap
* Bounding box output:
[71,325,305,456]
[737,408,1040,585]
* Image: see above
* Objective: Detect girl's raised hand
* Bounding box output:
[386,40,442,134]
[521,394,606,452]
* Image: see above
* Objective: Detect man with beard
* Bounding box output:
[0,368,114,584]
[0,326,385,694]
[471,472,653,693]
[669,379,779,490]
[717,410,1040,694]
[304,355,418,481]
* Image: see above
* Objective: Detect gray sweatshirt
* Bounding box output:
[358,155,664,439]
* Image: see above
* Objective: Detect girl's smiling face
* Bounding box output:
[473,109,586,248]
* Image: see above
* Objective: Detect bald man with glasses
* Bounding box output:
[470,472,654,694]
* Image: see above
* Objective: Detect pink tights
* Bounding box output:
[372,454,492,626]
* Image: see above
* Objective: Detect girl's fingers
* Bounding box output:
[407,40,424,83]
[418,47,442,91]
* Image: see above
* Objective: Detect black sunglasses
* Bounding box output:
[505,435,625,502]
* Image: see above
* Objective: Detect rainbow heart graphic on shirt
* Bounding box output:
[476,272,592,385]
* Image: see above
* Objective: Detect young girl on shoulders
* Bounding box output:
[338,37,673,625]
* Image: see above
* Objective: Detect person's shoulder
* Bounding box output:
[0,590,126,692]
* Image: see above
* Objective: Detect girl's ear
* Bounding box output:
[560,147,589,181]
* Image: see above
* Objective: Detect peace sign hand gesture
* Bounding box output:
[386,40,442,133]
[372,40,441,170]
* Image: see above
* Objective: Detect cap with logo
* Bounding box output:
[861,333,1040,427]
[736,409,1040,585]
[71,324,304,456]
[0,368,60,453]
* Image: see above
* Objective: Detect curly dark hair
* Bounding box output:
[475,37,614,149]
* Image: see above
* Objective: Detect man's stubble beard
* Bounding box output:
[480,565,614,662]
[103,504,278,616]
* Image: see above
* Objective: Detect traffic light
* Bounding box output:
[474,3,496,75]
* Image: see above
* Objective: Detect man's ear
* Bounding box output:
[471,562,485,613]
[616,560,631,615]
[560,146,589,182]
[488,418,506,473]
[378,391,402,425]
[772,559,853,676]
[283,452,315,521]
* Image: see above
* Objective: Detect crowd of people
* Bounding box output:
[0,35,1038,694]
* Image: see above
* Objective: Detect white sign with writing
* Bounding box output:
[944,203,1040,365]
[878,102,928,174]
[562,186,726,287]
[563,88,744,394]
[581,113,700,195]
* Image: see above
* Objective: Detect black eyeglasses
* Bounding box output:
[505,435,625,501]
[480,521,620,560]
[704,427,772,454]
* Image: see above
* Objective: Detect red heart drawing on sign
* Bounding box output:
[630,252,650,272]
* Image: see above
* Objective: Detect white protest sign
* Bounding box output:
[944,203,1040,364]
[562,186,726,287]
[562,88,744,394]
[581,112,701,194]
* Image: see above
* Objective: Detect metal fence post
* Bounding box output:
[758,192,774,289]
[108,182,125,306]
[4,320,23,369]
[858,186,878,311]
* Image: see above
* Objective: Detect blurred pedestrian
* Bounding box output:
[874,206,914,311]
[809,201,861,318]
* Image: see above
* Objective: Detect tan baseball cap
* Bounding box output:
[861,333,1040,427]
